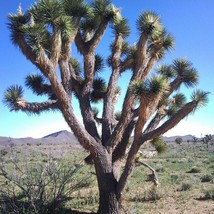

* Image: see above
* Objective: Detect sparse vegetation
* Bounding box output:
[0,137,214,213]
[203,187,214,200]
[0,148,93,214]
[178,181,192,191]
[200,174,213,183]
[2,0,210,212]
[187,166,201,173]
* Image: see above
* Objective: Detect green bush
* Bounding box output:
[175,137,183,144]
[187,166,201,173]
[178,182,192,191]
[0,157,93,214]
[201,174,213,182]
[151,137,167,154]
[203,187,214,200]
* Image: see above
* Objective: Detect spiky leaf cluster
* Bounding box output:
[25,74,53,96]
[111,18,130,38]
[63,0,90,17]
[148,31,175,60]
[90,77,106,102]
[136,11,163,38]
[94,54,105,73]
[114,111,121,121]
[69,57,82,74]
[191,90,210,108]
[172,59,199,87]
[3,85,24,111]
[156,64,175,79]
[130,76,169,100]
[166,93,186,117]
[30,0,64,25]
[7,13,29,46]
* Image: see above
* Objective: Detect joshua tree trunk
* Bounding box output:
[94,150,122,214]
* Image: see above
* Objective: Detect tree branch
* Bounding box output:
[140,101,197,143]
[102,35,123,145]
[13,99,59,114]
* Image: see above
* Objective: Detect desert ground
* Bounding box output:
[0,132,214,213]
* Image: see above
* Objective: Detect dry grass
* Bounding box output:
[0,140,214,213]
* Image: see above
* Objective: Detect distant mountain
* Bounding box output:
[162,135,194,142]
[43,130,78,144]
[0,130,79,146]
[1,131,212,147]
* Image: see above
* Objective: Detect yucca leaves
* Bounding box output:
[172,59,199,87]
[166,93,186,117]
[3,85,24,111]
[69,57,82,74]
[136,11,163,38]
[57,15,75,39]
[90,77,106,102]
[173,93,186,108]
[111,18,130,38]
[63,0,90,17]
[22,23,50,53]
[30,0,64,25]
[130,76,169,99]
[156,64,175,79]
[92,77,106,92]
[191,90,210,108]
[25,74,52,96]
[7,13,29,45]
[94,54,105,73]
[148,30,174,60]
[114,111,121,121]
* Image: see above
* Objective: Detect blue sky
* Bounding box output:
[0,0,213,138]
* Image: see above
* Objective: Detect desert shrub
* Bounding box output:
[0,156,93,214]
[177,181,192,191]
[200,174,213,182]
[187,166,201,173]
[175,137,183,145]
[151,137,167,154]
[203,187,214,200]
[0,149,8,156]
[132,188,162,202]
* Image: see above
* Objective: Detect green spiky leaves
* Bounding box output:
[92,0,121,21]
[63,0,90,18]
[111,18,130,38]
[3,85,24,111]
[130,75,169,99]
[7,13,29,46]
[137,11,163,38]
[114,111,121,121]
[25,74,53,96]
[94,54,105,73]
[166,93,187,117]
[172,59,199,87]
[156,64,175,79]
[30,0,64,25]
[191,90,210,108]
[90,77,106,103]
[69,57,82,74]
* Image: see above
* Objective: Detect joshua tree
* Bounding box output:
[203,134,213,148]
[175,137,183,145]
[3,0,209,213]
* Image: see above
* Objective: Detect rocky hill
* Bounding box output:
[0,130,79,146]
[0,131,213,147]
